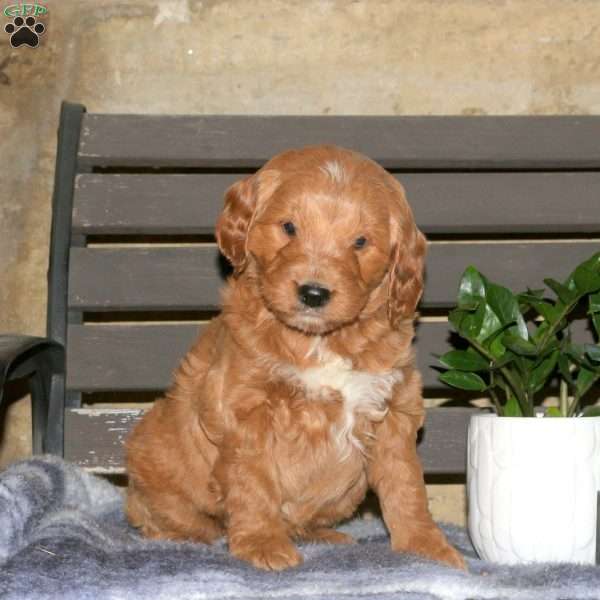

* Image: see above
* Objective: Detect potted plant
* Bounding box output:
[438,252,600,564]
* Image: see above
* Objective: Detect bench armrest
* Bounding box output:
[0,335,65,454]
[0,335,64,392]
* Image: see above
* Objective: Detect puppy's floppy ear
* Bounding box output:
[216,170,279,274]
[386,180,428,328]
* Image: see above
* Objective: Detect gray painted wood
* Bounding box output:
[78,115,600,169]
[66,318,596,392]
[67,323,203,391]
[417,407,479,475]
[73,172,600,235]
[68,247,224,311]
[64,408,144,473]
[73,174,238,235]
[68,242,600,311]
[404,172,600,235]
[64,406,476,474]
[428,242,600,309]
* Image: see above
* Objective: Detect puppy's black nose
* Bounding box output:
[298,283,331,308]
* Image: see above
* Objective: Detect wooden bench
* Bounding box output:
[2,102,600,475]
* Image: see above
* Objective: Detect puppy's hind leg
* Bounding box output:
[127,482,224,543]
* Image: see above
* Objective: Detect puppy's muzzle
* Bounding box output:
[298,283,331,308]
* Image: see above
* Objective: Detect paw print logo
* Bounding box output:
[5,16,45,48]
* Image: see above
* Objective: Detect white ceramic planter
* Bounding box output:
[468,413,600,564]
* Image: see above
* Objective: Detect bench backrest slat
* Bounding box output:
[67,242,600,312]
[73,172,600,236]
[66,318,594,393]
[79,114,600,169]
[65,406,478,475]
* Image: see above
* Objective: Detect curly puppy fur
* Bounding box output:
[125,145,465,571]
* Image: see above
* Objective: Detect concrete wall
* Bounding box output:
[2,0,600,523]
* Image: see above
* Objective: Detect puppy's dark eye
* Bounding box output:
[282,221,296,236]
[354,236,367,249]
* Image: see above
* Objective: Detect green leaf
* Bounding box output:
[532,320,551,343]
[481,321,516,359]
[576,366,600,400]
[502,334,538,356]
[449,304,486,341]
[457,266,486,310]
[582,405,600,417]
[512,356,533,382]
[488,331,507,360]
[537,338,561,358]
[517,289,546,314]
[455,269,527,347]
[479,304,505,346]
[489,351,517,370]
[574,267,600,295]
[567,343,596,370]
[590,292,600,314]
[465,305,489,341]
[486,281,529,340]
[529,350,559,394]
[448,308,464,332]
[544,278,578,305]
[593,313,600,340]
[439,370,488,392]
[571,252,600,295]
[590,292,600,338]
[558,354,574,385]
[525,288,546,299]
[439,350,490,371]
[585,344,600,363]
[503,395,523,417]
[522,297,561,325]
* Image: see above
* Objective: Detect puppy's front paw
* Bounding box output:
[425,542,466,570]
[392,528,467,570]
[230,532,303,571]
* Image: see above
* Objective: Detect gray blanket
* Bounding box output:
[1,457,599,600]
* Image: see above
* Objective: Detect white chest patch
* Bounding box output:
[272,341,403,458]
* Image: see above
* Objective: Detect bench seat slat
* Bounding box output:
[78,115,600,169]
[68,242,600,311]
[66,319,595,392]
[73,172,600,236]
[64,406,478,474]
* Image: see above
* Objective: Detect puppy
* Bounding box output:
[125,145,465,571]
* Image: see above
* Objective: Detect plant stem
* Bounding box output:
[567,390,580,417]
[470,339,530,415]
[488,372,503,415]
[525,390,533,415]
[559,378,569,417]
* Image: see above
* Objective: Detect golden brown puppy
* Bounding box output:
[126,145,465,571]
